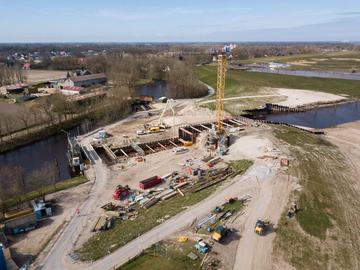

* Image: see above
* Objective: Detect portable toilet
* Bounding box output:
[0,244,7,270]
[32,200,52,220]
[98,129,106,139]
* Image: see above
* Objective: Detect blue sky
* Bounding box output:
[0,0,359,42]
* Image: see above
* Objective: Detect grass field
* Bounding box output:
[118,240,203,270]
[241,51,360,72]
[196,65,360,99]
[76,160,253,261]
[273,126,359,269]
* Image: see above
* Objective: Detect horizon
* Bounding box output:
[0,41,359,45]
[0,0,359,42]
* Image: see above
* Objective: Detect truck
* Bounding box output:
[194,240,209,254]
[139,176,163,189]
[211,225,228,242]
[254,219,270,235]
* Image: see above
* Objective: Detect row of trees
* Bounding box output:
[0,161,59,212]
[0,52,207,141]
[0,64,23,86]
[0,93,80,137]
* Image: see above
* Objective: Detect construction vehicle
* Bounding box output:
[177,236,188,243]
[194,240,209,254]
[113,185,130,200]
[142,99,176,136]
[211,225,228,242]
[254,219,271,235]
[136,129,147,135]
[148,126,163,133]
[173,147,189,155]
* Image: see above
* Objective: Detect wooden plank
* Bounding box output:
[199,124,211,130]
[221,121,233,128]
[103,144,117,160]
[232,118,247,125]
[168,140,178,147]
[120,149,129,158]
[228,119,243,126]
[146,144,156,153]
[179,127,193,135]
[158,142,167,150]
[189,125,202,133]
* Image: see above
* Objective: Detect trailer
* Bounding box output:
[139,176,163,189]
[4,213,36,235]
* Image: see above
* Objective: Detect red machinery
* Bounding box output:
[113,185,130,200]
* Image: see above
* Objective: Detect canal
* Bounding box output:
[265,101,360,129]
[249,68,360,81]
[135,80,169,99]
[0,81,169,188]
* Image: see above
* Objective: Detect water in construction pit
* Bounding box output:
[265,101,360,129]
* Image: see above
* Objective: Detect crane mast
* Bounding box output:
[216,54,227,134]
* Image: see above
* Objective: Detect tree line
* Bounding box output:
[0,64,23,86]
[0,161,60,214]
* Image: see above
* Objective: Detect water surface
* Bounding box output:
[265,101,360,128]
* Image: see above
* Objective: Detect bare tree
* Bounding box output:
[168,61,207,99]
[0,165,25,204]
[3,116,15,138]
[0,64,23,86]
[29,161,57,201]
[16,111,32,134]
[51,93,78,121]
[36,97,56,126]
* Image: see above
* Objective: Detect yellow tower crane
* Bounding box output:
[216,54,227,134]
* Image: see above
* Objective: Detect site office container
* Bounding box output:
[139,176,162,189]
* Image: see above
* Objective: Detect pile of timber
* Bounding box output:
[191,167,233,193]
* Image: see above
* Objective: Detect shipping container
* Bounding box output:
[139,176,162,189]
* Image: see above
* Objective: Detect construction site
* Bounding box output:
[1,44,360,270]
[0,48,279,270]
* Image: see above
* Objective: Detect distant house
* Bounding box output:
[60,86,86,96]
[0,83,29,95]
[22,63,31,70]
[61,73,107,88]
[74,68,91,76]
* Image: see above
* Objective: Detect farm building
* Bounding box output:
[60,86,86,95]
[61,73,107,88]
[0,83,29,95]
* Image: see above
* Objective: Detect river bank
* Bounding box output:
[245,100,360,129]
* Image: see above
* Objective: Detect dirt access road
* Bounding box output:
[36,139,108,270]
[36,129,291,270]
[87,159,288,270]
[199,88,346,108]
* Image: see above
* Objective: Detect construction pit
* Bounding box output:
[8,97,297,270]
[56,98,293,269]
[93,117,247,164]
[13,88,332,270]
